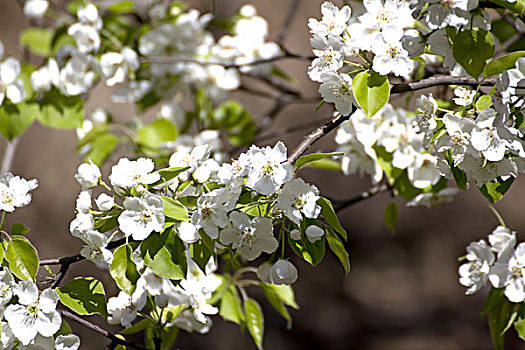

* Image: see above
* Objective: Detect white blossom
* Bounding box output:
[0,58,26,105]
[276,178,321,225]
[95,193,114,211]
[23,0,49,19]
[4,282,62,345]
[118,193,164,240]
[270,259,298,285]
[110,158,160,189]
[74,161,101,189]
[0,173,38,212]
[220,211,278,260]
[308,2,351,37]
[459,239,494,295]
[319,71,356,115]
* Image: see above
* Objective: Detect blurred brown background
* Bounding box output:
[1,0,524,349]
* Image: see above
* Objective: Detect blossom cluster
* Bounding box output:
[459,225,525,303]
[69,139,344,335]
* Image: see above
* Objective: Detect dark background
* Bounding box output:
[1,0,524,349]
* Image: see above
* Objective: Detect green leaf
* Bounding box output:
[484,51,525,78]
[76,124,110,150]
[84,133,119,166]
[352,70,390,118]
[264,284,298,309]
[5,236,39,281]
[212,101,256,146]
[57,277,107,317]
[110,244,140,295]
[220,285,245,325]
[261,283,292,329]
[10,223,30,236]
[325,227,351,276]
[140,229,186,280]
[484,288,520,350]
[149,166,190,188]
[39,88,84,129]
[318,197,347,240]
[480,177,515,203]
[448,156,468,191]
[94,209,122,233]
[0,103,39,141]
[55,319,73,337]
[107,0,135,13]
[476,95,493,111]
[190,238,213,273]
[384,202,398,233]
[303,158,342,171]
[244,298,264,350]
[295,152,344,170]
[162,197,189,222]
[20,28,53,56]
[137,118,177,152]
[515,316,525,341]
[489,0,525,16]
[120,318,154,335]
[453,28,495,79]
[288,230,325,266]
[393,171,421,200]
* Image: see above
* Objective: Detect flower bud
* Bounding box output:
[270,259,298,285]
[95,193,114,211]
[75,161,101,189]
[305,225,324,243]
[256,262,272,284]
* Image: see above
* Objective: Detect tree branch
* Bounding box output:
[333,184,390,211]
[59,309,148,350]
[287,105,357,164]
[277,0,300,45]
[390,75,497,94]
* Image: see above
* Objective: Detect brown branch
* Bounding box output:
[277,0,301,45]
[333,184,390,211]
[390,75,497,94]
[59,310,148,350]
[40,237,130,288]
[140,53,312,69]
[287,105,357,164]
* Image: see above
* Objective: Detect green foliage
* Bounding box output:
[190,238,213,273]
[137,118,177,154]
[220,284,246,326]
[10,223,30,236]
[0,103,39,141]
[295,152,344,170]
[318,197,347,240]
[352,71,390,118]
[84,133,119,166]
[476,95,493,111]
[325,227,351,276]
[302,158,342,171]
[480,177,515,203]
[39,88,84,129]
[162,197,189,223]
[57,277,108,317]
[107,0,135,13]
[453,28,495,79]
[384,202,398,233]
[4,236,39,281]
[94,209,122,233]
[20,28,53,57]
[484,288,522,350]
[244,297,264,350]
[261,283,293,329]
[211,101,256,146]
[484,51,525,77]
[140,228,186,280]
[110,244,140,295]
[288,227,325,266]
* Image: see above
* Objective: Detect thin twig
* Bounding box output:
[277,0,300,45]
[255,116,331,143]
[59,309,148,350]
[287,105,357,165]
[140,53,312,68]
[333,184,390,211]
[390,75,497,94]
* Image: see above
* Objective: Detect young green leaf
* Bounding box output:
[318,197,347,240]
[244,298,264,350]
[352,70,390,118]
[295,152,344,170]
[57,277,108,317]
[480,178,515,203]
[5,236,39,281]
[141,230,186,280]
[220,285,246,325]
[162,197,189,222]
[110,244,140,295]
[325,227,351,276]
[384,202,398,233]
[453,28,495,79]
[261,283,292,329]
[483,51,525,77]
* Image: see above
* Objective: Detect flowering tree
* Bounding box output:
[0,0,524,349]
